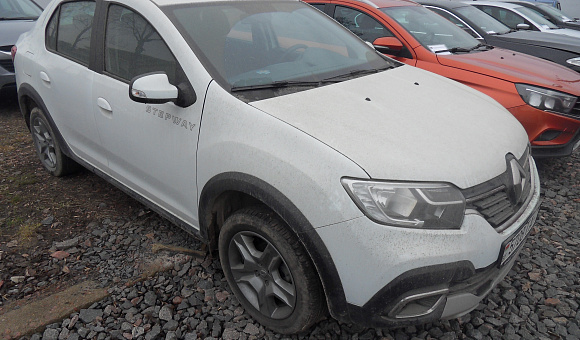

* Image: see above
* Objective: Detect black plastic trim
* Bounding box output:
[532,128,580,158]
[199,172,350,321]
[17,83,73,158]
[344,259,510,328]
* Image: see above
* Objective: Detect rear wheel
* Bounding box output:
[219,207,325,334]
[30,107,79,176]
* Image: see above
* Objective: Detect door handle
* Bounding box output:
[39,71,50,84]
[97,97,112,112]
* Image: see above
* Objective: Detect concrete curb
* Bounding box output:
[0,281,109,339]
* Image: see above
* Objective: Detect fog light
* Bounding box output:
[535,130,562,142]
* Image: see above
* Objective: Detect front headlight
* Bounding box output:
[515,83,577,115]
[567,57,580,67]
[341,178,466,229]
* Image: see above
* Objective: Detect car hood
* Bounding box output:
[250,65,528,189]
[0,20,37,47]
[545,27,580,38]
[437,48,580,94]
[497,30,580,54]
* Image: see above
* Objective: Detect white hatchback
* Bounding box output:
[14,0,540,334]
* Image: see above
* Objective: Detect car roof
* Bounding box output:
[151,0,298,6]
[464,1,525,9]
[417,0,472,9]
[332,0,420,8]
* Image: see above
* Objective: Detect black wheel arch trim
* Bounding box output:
[199,171,351,321]
[346,260,480,328]
[18,83,74,159]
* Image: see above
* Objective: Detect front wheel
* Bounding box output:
[30,107,79,176]
[218,207,325,334]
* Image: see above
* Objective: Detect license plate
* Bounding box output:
[498,209,538,267]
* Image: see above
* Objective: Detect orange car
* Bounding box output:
[307,0,580,157]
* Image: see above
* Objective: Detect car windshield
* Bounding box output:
[382,6,480,53]
[163,1,396,92]
[455,5,511,35]
[0,0,42,20]
[516,6,559,28]
[536,3,573,22]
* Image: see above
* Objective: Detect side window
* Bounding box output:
[333,6,393,43]
[46,8,58,51]
[308,3,326,13]
[428,7,479,38]
[45,1,96,65]
[105,4,177,83]
[478,6,530,30]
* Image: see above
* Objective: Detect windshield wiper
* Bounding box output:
[434,46,472,53]
[435,43,491,54]
[230,80,327,92]
[321,66,394,81]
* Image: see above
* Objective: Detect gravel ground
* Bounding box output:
[3,149,580,339]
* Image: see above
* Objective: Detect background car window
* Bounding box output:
[105,4,177,83]
[0,0,42,19]
[516,6,559,28]
[308,3,326,12]
[428,7,480,38]
[477,6,535,30]
[50,1,95,65]
[454,5,511,35]
[383,6,479,52]
[333,6,394,42]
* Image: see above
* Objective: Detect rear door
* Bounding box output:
[39,0,107,169]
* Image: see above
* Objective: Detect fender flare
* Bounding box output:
[199,172,352,322]
[18,83,74,159]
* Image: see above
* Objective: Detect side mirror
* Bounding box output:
[129,73,178,104]
[516,23,530,30]
[372,37,403,54]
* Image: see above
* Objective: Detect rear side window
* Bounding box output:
[104,4,177,83]
[45,1,96,65]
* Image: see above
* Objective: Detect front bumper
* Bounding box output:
[317,159,541,328]
[507,105,580,157]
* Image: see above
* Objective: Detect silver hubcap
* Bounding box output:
[228,231,296,319]
[32,117,57,169]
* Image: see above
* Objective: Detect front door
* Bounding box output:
[91,4,204,227]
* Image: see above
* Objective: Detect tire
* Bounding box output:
[219,207,326,334]
[29,107,79,177]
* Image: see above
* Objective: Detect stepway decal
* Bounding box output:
[146,105,196,132]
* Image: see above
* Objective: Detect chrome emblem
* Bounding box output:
[508,157,528,204]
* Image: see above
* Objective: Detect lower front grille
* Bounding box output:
[0,59,15,73]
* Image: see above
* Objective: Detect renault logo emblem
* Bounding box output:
[509,158,527,204]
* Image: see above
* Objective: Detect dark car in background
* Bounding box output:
[0,0,43,95]
[508,1,580,30]
[420,0,580,73]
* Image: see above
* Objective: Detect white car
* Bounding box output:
[468,0,580,38]
[14,0,540,334]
